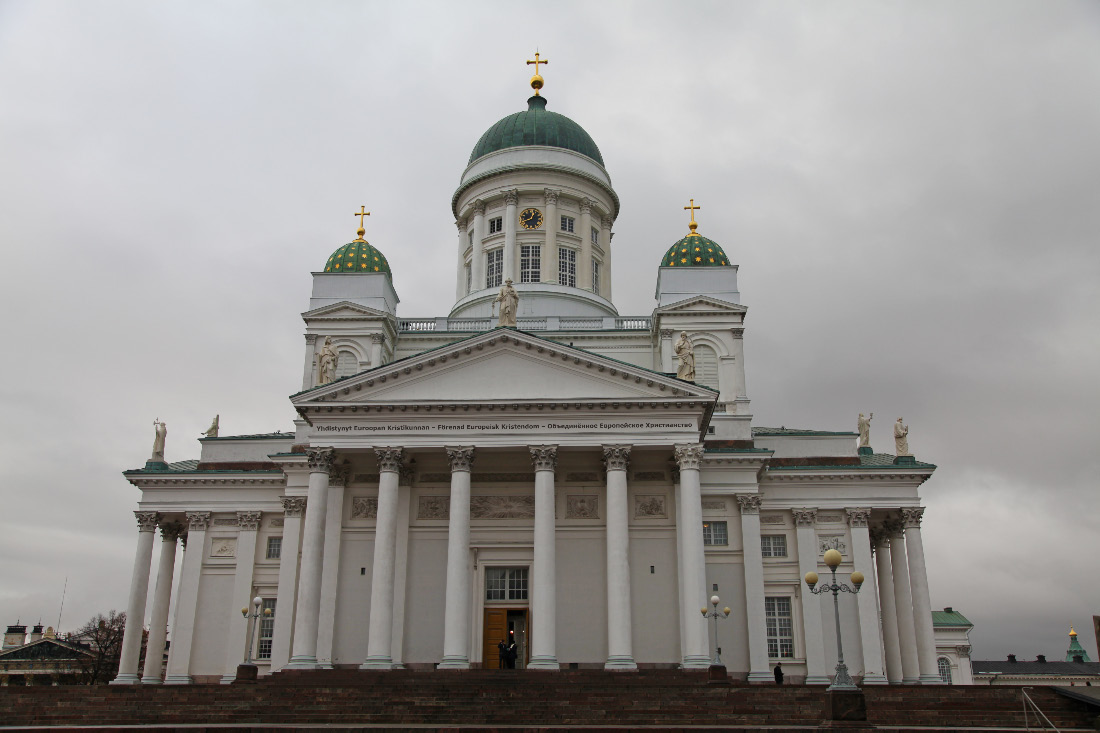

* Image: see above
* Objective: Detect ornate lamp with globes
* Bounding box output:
[805,549,868,721]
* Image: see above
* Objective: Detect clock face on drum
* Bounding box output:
[519,208,544,230]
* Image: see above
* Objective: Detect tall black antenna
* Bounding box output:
[56,576,67,631]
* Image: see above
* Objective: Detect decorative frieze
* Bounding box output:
[351,497,378,519]
[703,499,728,513]
[353,473,380,484]
[736,494,762,514]
[846,508,871,528]
[819,536,847,554]
[566,495,599,519]
[633,471,666,481]
[792,509,818,527]
[418,496,450,519]
[135,511,160,532]
[816,512,845,523]
[236,511,262,530]
[186,511,212,531]
[602,445,631,472]
[306,447,336,473]
[759,514,785,524]
[674,444,704,471]
[565,472,598,483]
[269,518,284,528]
[634,495,667,518]
[281,497,307,518]
[375,447,404,474]
[471,495,535,519]
[212,518,239,526]
[901,507,924,528]
[210,537,237,558]
[529,445,558,472]
[446,446,475,473]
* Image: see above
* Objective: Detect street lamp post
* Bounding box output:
[240,597,268,666]
[805,549,864,692]
[700,595,731,666]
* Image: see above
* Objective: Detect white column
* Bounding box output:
[470,200,485,293]
[903,508,942,684]
[455,218,468,299]
[362,448,404,669]
[270,497,305,671]
[578,199,593,291]
[528,445,559,670]
[672,461,687,662]
[390,466,413,668]
[660,329,674,373]
[302,334,318,391]
[164,511,211,684]
[793,509,829,684]
[544,189,558,284]
[220,511,262,683]
[439,446,474,669]
[141,522,182,684]
[738,494,772,682]
[848,509,888,684]
[674,444,710,669]
[316,478,346,669]
[888,522,920,683]
[602,444,636,670]
[504,190,518,283]
[370,333,384,368]
[600,215,613,300]
[873,530,903,684]
[113,511,160,684]
[288,448,338,668]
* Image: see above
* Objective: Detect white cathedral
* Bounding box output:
[113,63,958,686]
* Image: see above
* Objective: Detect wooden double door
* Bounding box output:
[483,608,529,669]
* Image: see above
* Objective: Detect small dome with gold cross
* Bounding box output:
[660,234,731,268]
[323,241,391,275]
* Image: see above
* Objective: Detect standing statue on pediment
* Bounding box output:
[493,278,519,328]
[202,414,220,438]
[675,331,695,382]
[857,412,873,448]
[317,336,337,385]
[151,418,167,462]
[894,417,910,456]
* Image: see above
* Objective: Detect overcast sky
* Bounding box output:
[1,1,1097,665]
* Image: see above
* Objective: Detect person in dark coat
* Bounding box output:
[496,639,507,669]
[774,662,784,685]
[505,631,518,669]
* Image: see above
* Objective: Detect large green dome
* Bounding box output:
[468,96,604,166]
[323,240,391,274]
[660,233,731,268]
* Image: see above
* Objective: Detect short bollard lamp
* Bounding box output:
[805,549,864,691]
[700,595,731,666]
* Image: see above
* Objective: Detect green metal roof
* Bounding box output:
[932,609,973,627]
[199,432,293,442]
[764,453,936,470]
[469,95,604,166]
[660,233,731,268]
[124,459,283,476]
[754,427,858,436]
[324,240,391,274]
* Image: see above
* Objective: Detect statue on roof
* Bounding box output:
[151,419,167,462]
[317,336,337,386]
[493,278,519,328]
[858,412,873,448]
[893,417,910,456]
[675,331,696,382]
[201,414,220,438]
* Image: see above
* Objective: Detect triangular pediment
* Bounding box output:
[293,328,717,407]
[0,638,94,661]
[655,294,747,314]
[301,301,392,320]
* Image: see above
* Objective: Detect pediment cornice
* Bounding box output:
[654,295,748,316]
[302,301,394,321]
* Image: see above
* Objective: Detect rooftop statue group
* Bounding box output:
[858,412,913,457]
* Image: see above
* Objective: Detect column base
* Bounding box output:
[919,673,945,685]
[109,674,140,685]
[437,656,470,670]
[747,670,775,683]
[604,656,637,671]
[527,656,560,670]
[681,655,711,670]
[902,676,920,684]
[861,672,889,685]
[285,655,320,669]
[805,675,832,685]
[360,656,395,670]
[139,677,162,685]
[316,662,334,670]
[163,674,193,685]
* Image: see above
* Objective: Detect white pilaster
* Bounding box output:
[674,444,710,669]
[579,199,593,292]
[600,215,613,300]
[370,333,384,368]
[528,445,559,670]
[729,328,749,412]
[544,189,558,284]
[439,446,474,669]
[390,465,413,668]
[455,218,468,299]
[288,448,338,669]
[504,190,518,283]
[873,530,903,683]
[302,334,318,391]
[470,201,485,293]
[602,445,636,670]
[164,511,210,684]
[316,478,346,669]
[220,511,262,683]
[671,460,687,663]
[848,509,888,684]
[888,522,920,684]
[793,509,829,684]
[270,497,305,671]
[362,448,404,669]
[903,508,942,684]
[113,511,159,684]
[660,330,674,373]
[141,522,181,684]
[738,494,772,682]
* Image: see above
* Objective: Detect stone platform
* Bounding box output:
[0,669,1096,731]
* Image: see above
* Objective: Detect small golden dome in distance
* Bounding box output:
[804,571,819,587]
[1070,627,1078,636]
[823,549,843,569]
[850,571,865,586]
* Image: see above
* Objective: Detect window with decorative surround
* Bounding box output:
[558,248,576,287]
[521,245,541,283]
[486,249,503,288]
[760,535,787,557]
[592,259,600,292]
[765,597,794,658]
[265,536,282,560]
[561,215,574,233]
[488,217,503,234]
[486,567,528,601]
[938,657,953,684]
[256,599,277,660]
[702,521,728,546]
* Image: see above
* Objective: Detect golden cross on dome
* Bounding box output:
[684,198,701,235]
[527,51,549,95]
[353,205,370,241]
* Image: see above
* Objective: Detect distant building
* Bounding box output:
[1065,626,1091,662]
[973,628,1100,687]
[931,608,973,684]
[0,623,95,686]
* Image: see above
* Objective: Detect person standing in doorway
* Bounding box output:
[774,662,784,685]
[497,638,507,669]
[506,631,518,669]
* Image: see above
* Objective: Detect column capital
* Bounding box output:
[529,445,558,472]
[601,444,631,472]
[660,328,674,339]
[504,189,519,206]
[473,199,486,216]
[281,496,307,517]
[306,447,336,473]
[956,644,972,657]
[673,443,704,470]
[135,511,160,532]
[456,217,467,230]
[399,459,416,486]
[601,214,613,229]
[730,327,745,340]
[901,507,924,528]
[375,447,404,474]
[371,332,385,345]
[792,508,817,527]
[446,446,475,473]
[543,188,559,205]
[304,334,318,345]
[328,462,350,488]
[668,456,681,484]
[159,521,184,541]
[580,198,594,214]
[236,511,262,531]
[185,511,212,531]
[869,526,890,548]
[847,507,872,528]
[883,518,905,539]
[736,494,762,514]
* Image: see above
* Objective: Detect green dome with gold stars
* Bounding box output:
[660,233,731,268]
[323,240,391,274]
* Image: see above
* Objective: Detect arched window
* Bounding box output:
[694,344,719,391]
[937,656,953,684]
[335,350,359,379]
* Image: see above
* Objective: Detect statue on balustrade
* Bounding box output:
[675,331,695,382]
[894,417,911,456]
[493,278,519,328]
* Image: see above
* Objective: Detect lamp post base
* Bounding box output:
[823,688,868,723]
[233,664,258,684]
[707,664,730,685]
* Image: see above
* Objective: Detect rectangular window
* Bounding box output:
[558,248,576,287]
[256,598,276,660]
[702,521,728,546]
[591,226,599,244]
[485,568,529,601]
[486,249,503,288]
[561,215,575,233]
[760,535,787,557]
[765,597,795,658]
[265,536,282,560]
[520,245,541,283]
[488,217,503,234]
[591,259,600,292]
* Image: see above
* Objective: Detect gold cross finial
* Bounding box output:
[527,51,549,95]
[353,205,370,241]
[684,198,701,235]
